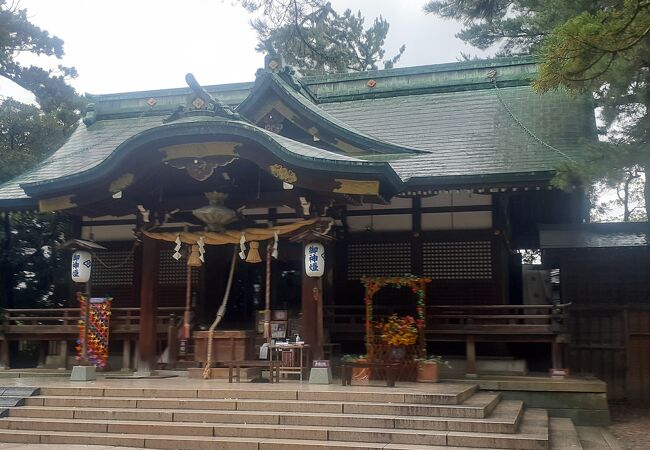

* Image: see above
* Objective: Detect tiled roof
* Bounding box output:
[321,86,594,181]
[540,223,650,248]
[0,115,369,201]
[0,56,597,203]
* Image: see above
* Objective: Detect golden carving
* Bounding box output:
[38,195,76,212]
[108,173,134,193]
[159,142,239,161]
[333,179,380,195]
[269,164,297,184]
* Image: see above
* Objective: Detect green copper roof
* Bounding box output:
[0,56,597,206]
[321,85,595,182]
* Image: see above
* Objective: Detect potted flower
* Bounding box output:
[416,356,450,383]
[340,354,370,385]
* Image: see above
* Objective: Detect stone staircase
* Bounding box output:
[0,382,583,449]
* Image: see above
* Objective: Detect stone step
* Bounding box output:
[37,383,477,405]
[549,418,583,450]
[0,413,548,449]
[24,391,500,418]
[445,409,549,450]
[8,399,525,433]
[0,428,515,450]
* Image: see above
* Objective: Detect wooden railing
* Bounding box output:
[325,303,570,339]
[0,307,184,338]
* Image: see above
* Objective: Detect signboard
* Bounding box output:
[312,359,330,368]
[549,368,570,378]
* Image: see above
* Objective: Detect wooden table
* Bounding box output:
[270,343,309,382]
[227,360,281,383]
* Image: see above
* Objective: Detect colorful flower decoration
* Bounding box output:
[375,314,418,347]
[76,296,113,369]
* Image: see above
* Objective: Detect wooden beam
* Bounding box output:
[136,236,159,374]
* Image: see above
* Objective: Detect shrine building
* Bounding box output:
[0,55,598,383]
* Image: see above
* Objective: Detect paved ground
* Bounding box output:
[0,446,138,449]
[608,405,650,450]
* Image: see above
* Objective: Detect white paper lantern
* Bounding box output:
[71,250,93,283]
[305,242,325,278]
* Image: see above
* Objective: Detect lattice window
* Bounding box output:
[423,241,492,280]
[159,250,199,285]
[346,242,411,280]
[91,251,134,286]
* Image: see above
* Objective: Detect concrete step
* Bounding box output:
[37,383,477,405]
[0,415,548,449]
[7,399,525,433]
[24,391,500,418]
[549,418,582,450]
[0,428,517,450]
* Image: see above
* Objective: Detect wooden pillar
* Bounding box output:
[137,236,159,374]
[0,340,10,369]
[122,340,131,371]
[59,340,68,369]
[301,269,324,361]
[37,341,47,368]
[551,338,562,370]
[466,335,477,377]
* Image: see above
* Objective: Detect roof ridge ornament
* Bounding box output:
[185,73,241,120]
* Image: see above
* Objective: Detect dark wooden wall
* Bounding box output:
[335,230,508,308]
[546,247,650,404]
[91,241,198,308]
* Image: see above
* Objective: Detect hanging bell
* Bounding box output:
[187,244,202,267]
[245,241,262,264]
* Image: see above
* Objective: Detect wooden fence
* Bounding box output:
[568,306,650,404]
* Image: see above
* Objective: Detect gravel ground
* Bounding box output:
[608,404,650,450]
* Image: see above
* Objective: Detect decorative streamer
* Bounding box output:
[197,236,206,263]
[239,233,247,260]
[272,232,279,259]
[173,234,182,260]
[76,296,112,369]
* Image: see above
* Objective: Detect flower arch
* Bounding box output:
[361,275,431,359]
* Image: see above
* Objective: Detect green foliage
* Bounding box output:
[0,99,76,184]
[0,0,80,113]
[239,0,405,75]
[0,212,74,308]
[425,0,650,220]
[0,1,80,308]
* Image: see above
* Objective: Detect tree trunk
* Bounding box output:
[0,212,14,308]
[643,171,650,222]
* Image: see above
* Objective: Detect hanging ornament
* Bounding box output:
[305,242,325,277]
[239,233,247,260]
[187,244,202,267]
[173,234,182,260]
[246,241,262,263]
[272,232,279,259]
[71,250,93,283]
[197,236,206,263]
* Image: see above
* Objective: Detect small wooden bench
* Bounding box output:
[227,360,281,383]
[340,361,401,387]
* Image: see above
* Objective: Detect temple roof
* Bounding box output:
[0,55,596,209]
[540,223,650,248]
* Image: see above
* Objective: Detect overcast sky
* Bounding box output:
[1,0,488,102]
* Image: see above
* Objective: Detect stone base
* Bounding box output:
[187,367,261,379]
[308,367,332,384]
[70,365,96,381]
